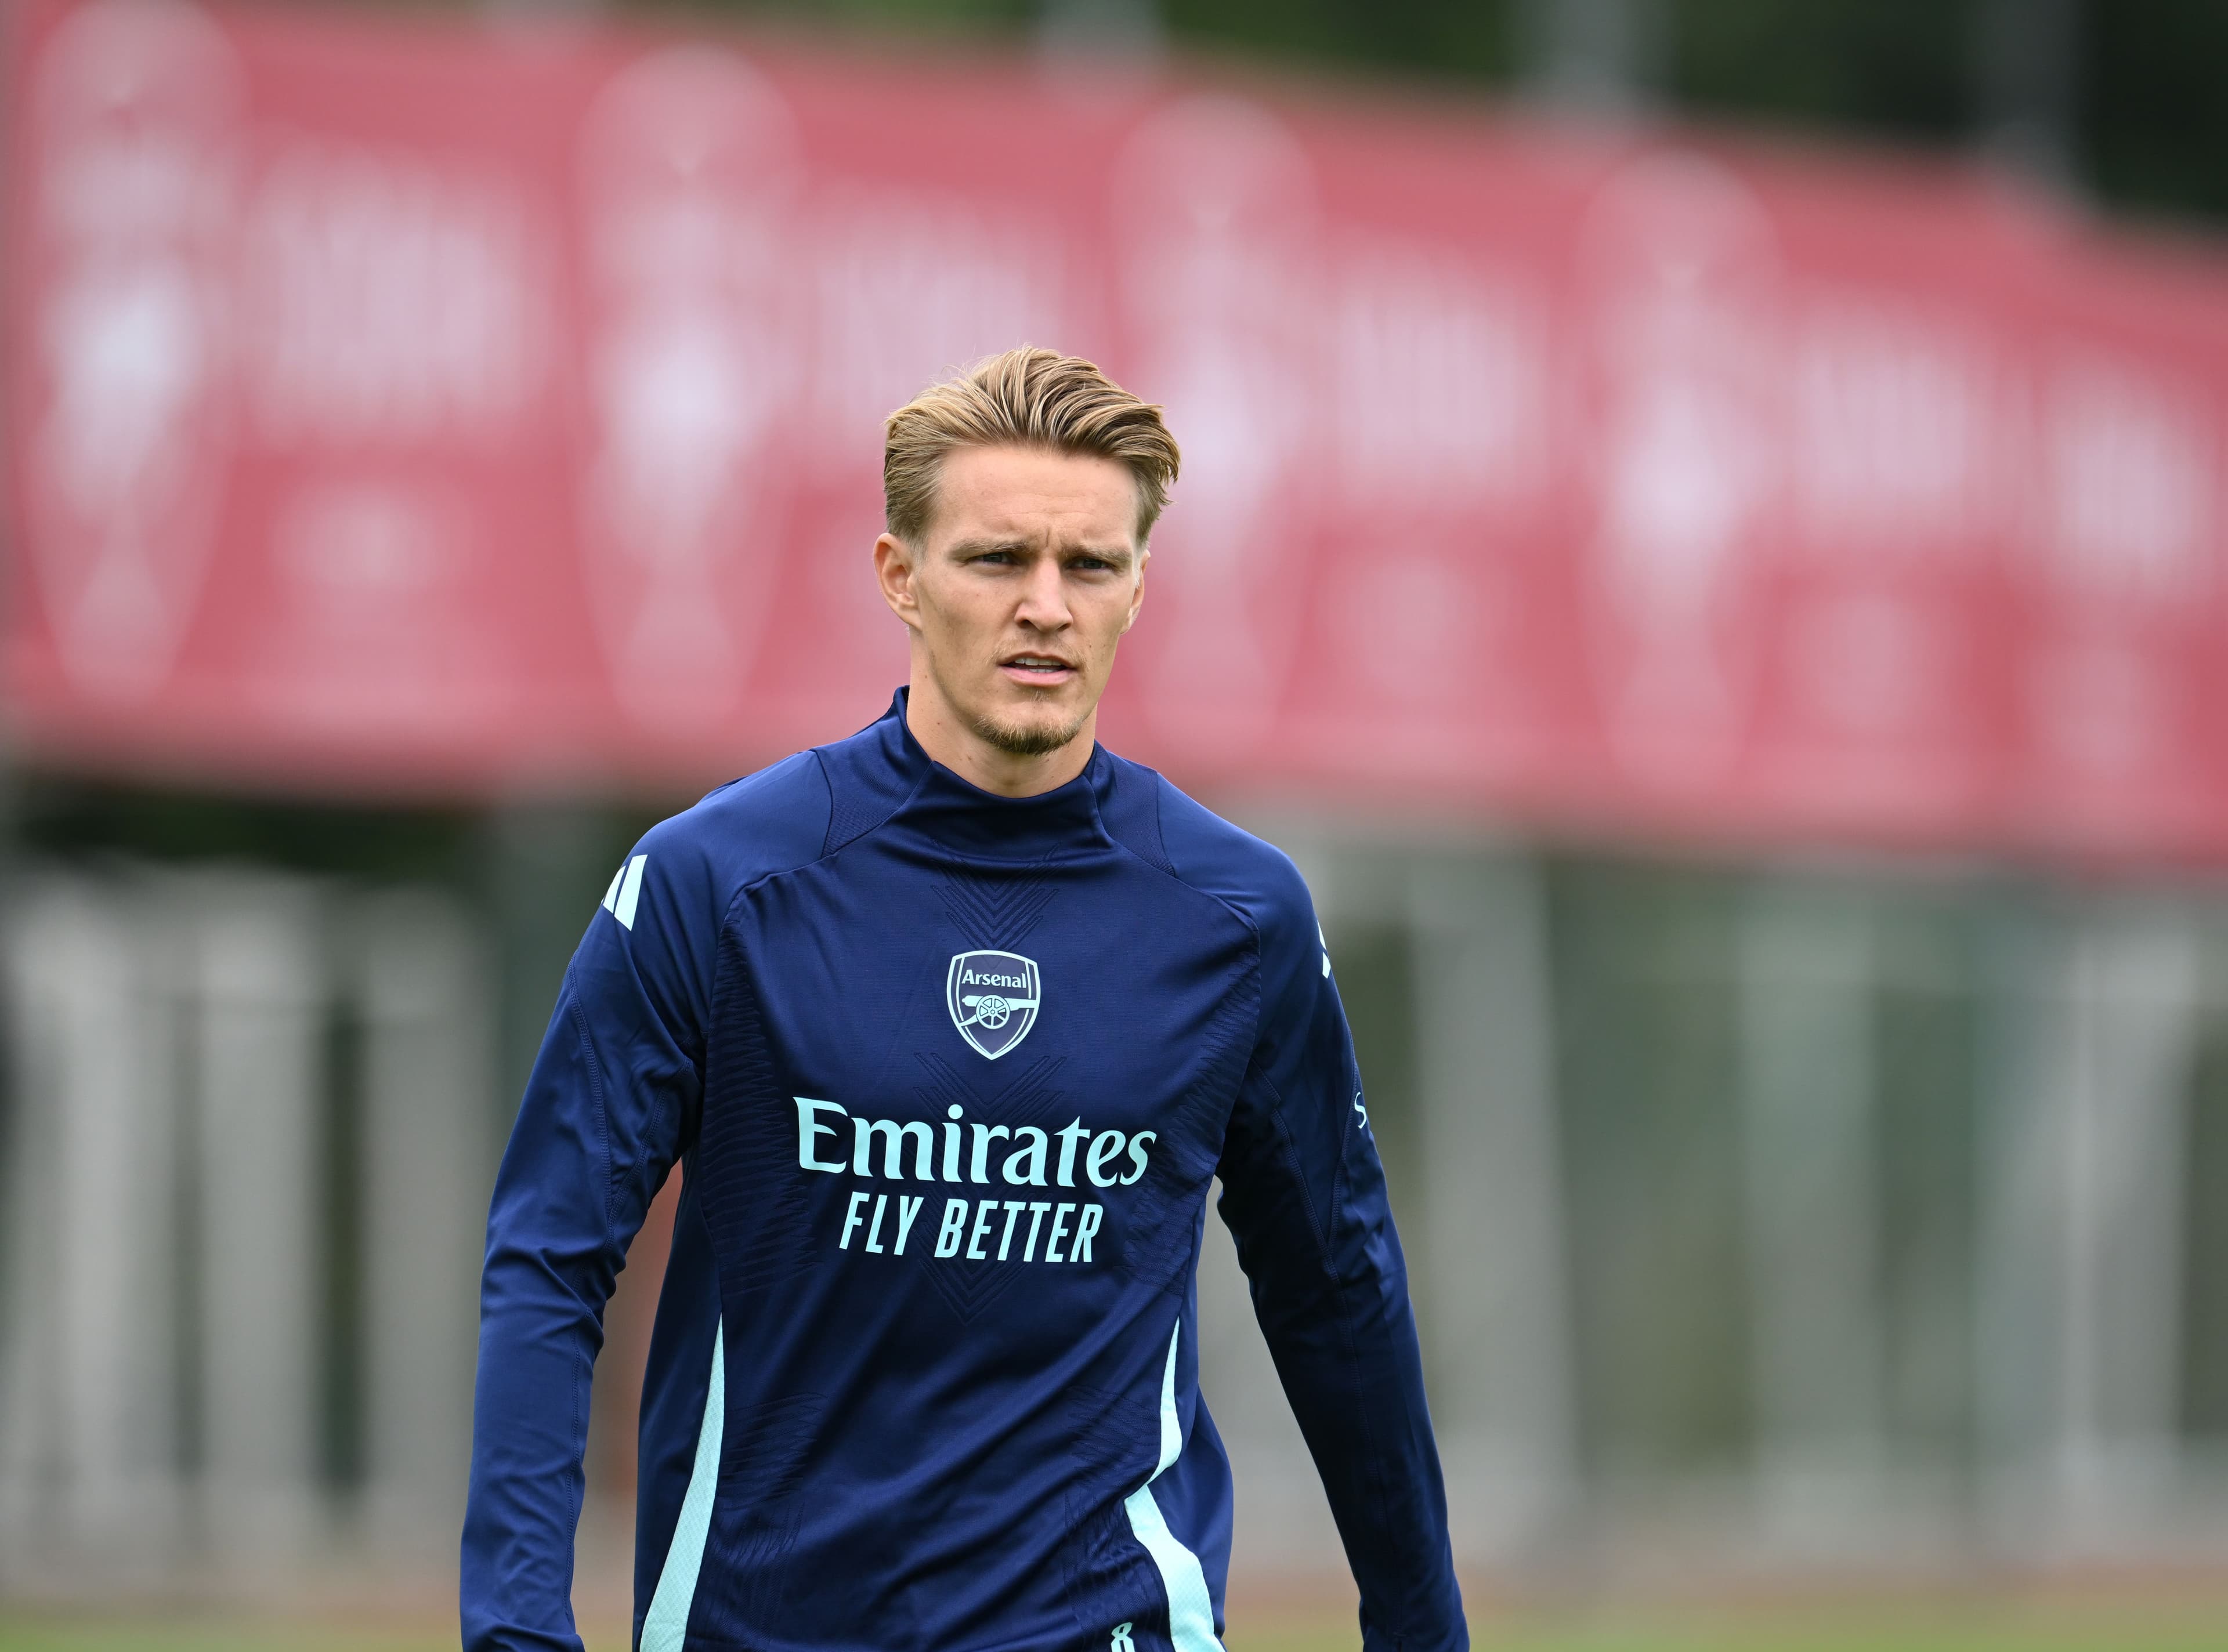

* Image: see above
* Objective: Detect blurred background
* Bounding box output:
[5,0,2228,1647]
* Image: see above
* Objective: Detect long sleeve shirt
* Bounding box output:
[462,690,1466,1652]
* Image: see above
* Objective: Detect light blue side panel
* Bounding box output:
[1121,1320,1224,1652]
[641,1321,724,1652]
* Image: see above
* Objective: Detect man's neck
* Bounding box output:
[905,675,1096,799]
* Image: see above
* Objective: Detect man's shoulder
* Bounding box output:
[1098,751,1313,940]
[636,748,835,904]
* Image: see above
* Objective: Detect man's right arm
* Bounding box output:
[460,833,713,1652]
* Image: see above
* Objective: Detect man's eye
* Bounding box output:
[1071,556,1112,572]
[975,551,1018,566]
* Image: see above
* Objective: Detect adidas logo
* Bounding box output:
[602,854,646,930]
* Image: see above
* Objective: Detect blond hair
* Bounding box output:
[883,347,1180,546]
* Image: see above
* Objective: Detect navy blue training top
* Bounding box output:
[462,691,1466,1652]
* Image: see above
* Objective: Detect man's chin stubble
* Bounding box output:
[969,707,1090,758]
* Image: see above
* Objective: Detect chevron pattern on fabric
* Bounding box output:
[936,864,1060,952]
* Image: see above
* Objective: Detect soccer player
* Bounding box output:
[462,348,1467,1652]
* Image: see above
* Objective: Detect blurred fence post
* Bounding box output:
[0,881,185,1579]
[1408,850,1576,1564]
[1976,895,2058,1537]
[1977,0,2081,183]
[1737,878,1886,1544]
[356,891,494,1554]
[1522,0,1660,111]
[2053,904,2198,1543]
[191,873,325,1566]
[487,802,619,1131]
[1978,895,2200,1555]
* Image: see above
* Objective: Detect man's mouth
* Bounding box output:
[1000,653,1077,684]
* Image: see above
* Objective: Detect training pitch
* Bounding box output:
[3,1606,2227,1652]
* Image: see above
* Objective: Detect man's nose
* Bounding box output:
[1015,559,1072,628]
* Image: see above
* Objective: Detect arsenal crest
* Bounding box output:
[946,951,1041,1060]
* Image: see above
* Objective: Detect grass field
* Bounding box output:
[5,1606,2228,1652]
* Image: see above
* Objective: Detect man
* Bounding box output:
[462,348,1466,1652]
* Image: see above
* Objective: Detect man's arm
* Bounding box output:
[460,834,712,1652]
[1214,871,1467,1652]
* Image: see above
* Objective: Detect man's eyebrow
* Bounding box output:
[946,537,1031,557]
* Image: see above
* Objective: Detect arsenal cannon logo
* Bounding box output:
[945,951,1041,1060]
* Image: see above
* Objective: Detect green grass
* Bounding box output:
[5,1607,2228,1652]
[0,1632,451,1652]
[1410,1620,2228,1652]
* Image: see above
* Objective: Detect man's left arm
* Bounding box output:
[1214,871,1467,1652]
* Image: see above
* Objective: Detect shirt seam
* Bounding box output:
[721,749,935,930]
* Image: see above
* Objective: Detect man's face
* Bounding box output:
[876,443,1146,760]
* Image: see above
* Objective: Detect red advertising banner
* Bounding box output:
[8,0,2227,860]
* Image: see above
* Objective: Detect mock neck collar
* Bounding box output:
[872,688,1112,861]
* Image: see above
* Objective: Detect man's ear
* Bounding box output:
[1122,546,1149,634]
[874,532,924,635]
